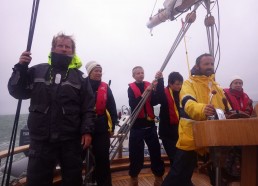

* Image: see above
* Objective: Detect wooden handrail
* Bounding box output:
[0,145,29,159]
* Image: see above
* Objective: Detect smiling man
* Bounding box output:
[8,33,95,186]
[161,53,228,186]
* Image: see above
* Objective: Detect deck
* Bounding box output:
[112,168,212,186]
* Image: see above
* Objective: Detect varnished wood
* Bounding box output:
[241,146,258,186]
[0,145,29,159]
[193,117,258,186]
[193,118,258,147]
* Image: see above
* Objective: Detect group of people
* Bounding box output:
[8,33,254,186]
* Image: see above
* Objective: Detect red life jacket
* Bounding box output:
[129,81,155,119]
[95,82,108,115]
[224,88,253,115]
[164,87,179,125]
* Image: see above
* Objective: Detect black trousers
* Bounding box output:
[27,139,82,186]
[161,149,197,186]
[161,124,179,166]
[91,132,112,186]
[129,126,164,177]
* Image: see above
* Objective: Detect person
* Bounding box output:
[85,61,118,186]
[8,33,95,186]
[222,75,253,182]
[155,71,183,166]
[161,53,228,186]
[224,75,253,116]
[128,66,165,186]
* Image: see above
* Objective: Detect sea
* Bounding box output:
[0,114,28,183]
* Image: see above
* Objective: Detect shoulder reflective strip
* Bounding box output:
[34,78,46,82]
[33,78,50,85]
[61,81,81,89]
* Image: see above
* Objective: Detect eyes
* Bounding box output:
[56,44,71,49]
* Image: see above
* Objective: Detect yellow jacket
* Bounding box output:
[176,75,227,154]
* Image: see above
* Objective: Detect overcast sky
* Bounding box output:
[1,0,257,115]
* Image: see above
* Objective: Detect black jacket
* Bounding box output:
[8,63,95,141]
[156,78,181,138]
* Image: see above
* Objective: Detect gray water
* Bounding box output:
[0,114,28,183]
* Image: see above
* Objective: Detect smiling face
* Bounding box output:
[196,55,215,76]
[169,80,183,92]
[231,79,243,91]
[90,67,102,81]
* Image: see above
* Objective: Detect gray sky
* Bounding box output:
[1,0,258,115]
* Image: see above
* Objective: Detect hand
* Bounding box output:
[204,104,216,116]
[155,71,163,79]
[19,51,32,65]
[81,134,92,149]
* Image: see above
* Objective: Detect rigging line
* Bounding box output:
[1,1,40,186]
[149,0,158,19]
[214,23,221,73]
[181,19,191,77]
[214,0,221,72]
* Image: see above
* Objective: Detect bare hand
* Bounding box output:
[155,71,163,79]
[19,51,32,65]
[81,134,92,149]
[204,104,216,116]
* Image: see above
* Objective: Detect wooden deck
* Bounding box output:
[112,168,212,186]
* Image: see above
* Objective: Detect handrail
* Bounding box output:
[0,145,29,159]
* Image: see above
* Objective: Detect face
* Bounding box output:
[196,56,215,76]
[52,38,73,55]
[231,79,243,91]
[133,68,144,83]
[169,80,183,92]
[90,67,102,81]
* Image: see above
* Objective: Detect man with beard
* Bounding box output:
[161,53,228,186]
[8,33,95,186]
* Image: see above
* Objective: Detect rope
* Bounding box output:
[1,1,40,185]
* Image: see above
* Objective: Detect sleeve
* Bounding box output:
[155,78,167,105]
[180,80,207,121]
[106,87,118,132]
[8,63,32,99]
[80,77,96,135]
[128,86,142,112]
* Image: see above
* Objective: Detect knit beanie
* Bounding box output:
[85,61,101,75]
[230,75,242,86]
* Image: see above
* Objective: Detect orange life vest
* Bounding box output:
[129,81,155,119]
[164,87,179,125]
[95,82,108,115]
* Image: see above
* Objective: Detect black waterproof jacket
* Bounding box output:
[8,63,95,141]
